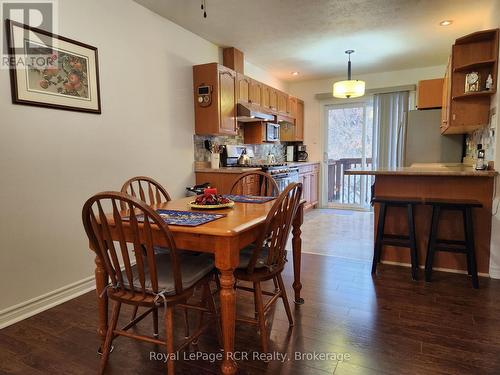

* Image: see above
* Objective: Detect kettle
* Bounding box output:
[266,152,276,164]
[237,148,251,165]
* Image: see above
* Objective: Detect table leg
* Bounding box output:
[94,255,108,354]
[218,268,237,375]
[292,203,304,305]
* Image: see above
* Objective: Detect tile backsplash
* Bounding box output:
[464,116,496,165]
[194,128,287,164]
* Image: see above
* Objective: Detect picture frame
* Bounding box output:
[5,19,101,114]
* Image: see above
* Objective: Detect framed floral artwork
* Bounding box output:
[6,19,101,114]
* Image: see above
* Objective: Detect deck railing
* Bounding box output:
[327,158,373,206]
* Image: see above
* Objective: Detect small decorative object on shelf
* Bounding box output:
[465,72,480,93]
[486,74,494,90]
[475,144,486,170]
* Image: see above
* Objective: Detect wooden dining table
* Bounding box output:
[90,196,304,375]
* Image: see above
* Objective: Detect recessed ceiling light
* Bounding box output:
[291,71,299,76]
[440,20,453,26]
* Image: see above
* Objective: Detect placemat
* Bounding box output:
[124,209,226,227]
[223,194,276,204]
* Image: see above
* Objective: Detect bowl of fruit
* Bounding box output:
[189,188,234,210]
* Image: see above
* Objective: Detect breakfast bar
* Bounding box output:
[345,165,497,274]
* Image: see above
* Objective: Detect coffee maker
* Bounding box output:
[294,145,308,162]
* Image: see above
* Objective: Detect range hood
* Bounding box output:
[236,103,274,122]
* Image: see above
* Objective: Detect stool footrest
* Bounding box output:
[382,234,411,247]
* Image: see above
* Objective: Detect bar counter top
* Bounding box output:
[345,163,497,177]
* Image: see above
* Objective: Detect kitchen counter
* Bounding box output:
[287,161,320,167]
[362,165,495,275]
[345,163,497,177]
[194,167,261,174]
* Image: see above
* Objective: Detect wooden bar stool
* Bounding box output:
[424,198,482,289]
[371,196,422,280]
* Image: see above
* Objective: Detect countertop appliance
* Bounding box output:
[266,123,280,142]
[404,109,463,166]
[222,145,255,166]
[286,145,295,162]
[295,144,308,162]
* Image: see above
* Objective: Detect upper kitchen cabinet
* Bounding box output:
[236,73,251,104]
[249,79,263,106]
[295,98,305,141]
[441,29,499,134]
[269,87,278,112]
[193,63,237,136]
[261,85,270,109]
[287,96,297,117]
[278,91,288,114]
[417,78,443,109]
[441,56,452,131]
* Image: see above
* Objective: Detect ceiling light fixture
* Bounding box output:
[333,50,365,99]
[291,71,299,76]
[439,20,453,26]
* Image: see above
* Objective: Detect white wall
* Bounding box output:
[288,65,446,162]
[245,61,288,92]
[0,0,284,318]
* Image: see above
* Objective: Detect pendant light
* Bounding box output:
[333,50,365,98]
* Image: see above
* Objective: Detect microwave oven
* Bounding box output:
[266,123,280,142]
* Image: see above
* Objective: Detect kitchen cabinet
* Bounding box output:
[278,91,288,114]
[295,99,305,141]
[249,79,263,106]
[193,63,237,135]
[297,163,319,210]
[261,85,270,109]
[441,28,499,135]
[269,88,278,111]
[441,56,452,132]
[417,78,444,109]
[287,96,297,117]
[279,120,295,142]
[236,73,251,104]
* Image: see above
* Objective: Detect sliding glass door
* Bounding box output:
[324,101,374,209]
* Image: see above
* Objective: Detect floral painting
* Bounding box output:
[26,44,90,100]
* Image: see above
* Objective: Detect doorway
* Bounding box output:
[323,102,374,210]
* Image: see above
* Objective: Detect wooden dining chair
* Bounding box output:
[82,192,220,375]
[234,182,302,354]
[120,176,171,210]
[230,171,279,197]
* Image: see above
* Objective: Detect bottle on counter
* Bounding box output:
[475,144,486,170]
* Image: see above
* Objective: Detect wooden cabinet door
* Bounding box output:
[261,85,270,109]
[249,80,262,106]
[287,96,297,117]
[218,67,237,135]
[300,173,310,205]
[309,171,319,205]
[236,73,251,104]
[441,56,452,133]
[417,78,444,109]
[279,121,295,142]
[269,88,278,111]
[295,99,304,141]
[278,92,288,113]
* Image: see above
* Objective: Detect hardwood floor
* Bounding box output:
[2,254,500,374]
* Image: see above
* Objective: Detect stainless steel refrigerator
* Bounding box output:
[404,109,464,166]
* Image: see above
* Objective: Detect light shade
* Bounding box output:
[333,80,366,98]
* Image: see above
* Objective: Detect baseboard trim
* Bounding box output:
[381,260,490,277]
[0,275,95,329]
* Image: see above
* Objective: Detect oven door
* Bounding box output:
[272,170,299,192]
[266,123,280,142]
